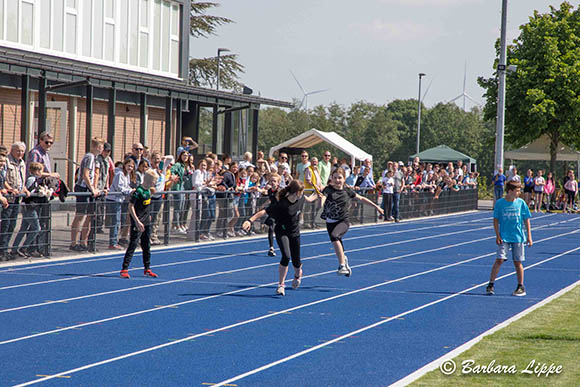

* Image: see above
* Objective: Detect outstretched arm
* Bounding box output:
[355,193,384,215]
[242,209,268,231]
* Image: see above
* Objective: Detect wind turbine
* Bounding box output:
[290,70,330,110]
[447,61,482,111]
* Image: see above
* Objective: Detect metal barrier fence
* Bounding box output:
[0,187,478,261]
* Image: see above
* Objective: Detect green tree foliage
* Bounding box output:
[258,100,494,179]
[478,2,580,172]
[188,1,244,90]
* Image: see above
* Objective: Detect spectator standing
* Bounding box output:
[492,168,506,203]
[357,167,376,190]
[392,162,405,223]
[10,162,51,258]
[339,158,351,178]
[215,162,236,239]
[563,171,578,213]
[304,157,323,228]
[0,142,30,259]
[70,137,104,251]
[106,159,135,250]
[360,158,373,176]
[95,143,113,234]
[507,166,521,183]
[170,150,188,234]
[381,169,394,221]
[0,154,9,211]
[523,169,534,206]
[319,151,332,186]
[275,153,291,175]
[238,151,255,170]
[345,166,360,187]
[150,153,175,245]
[176,136,198,156]
[295,151,310,182]
[544,172,555,211]
[533,170,545,212]
[128,143,150,168]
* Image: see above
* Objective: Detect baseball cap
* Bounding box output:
[103,142,112,151]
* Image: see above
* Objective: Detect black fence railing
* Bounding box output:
[0,188,478,262]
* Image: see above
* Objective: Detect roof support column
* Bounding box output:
[176,99,183,153]
[164,96,172,155]
[21,74,30,143]
[85,83,93,153]
[211,106,218,154]
[38,73,47,135]
[108,84,116,158]
[140,93,148,147]
[252,109,259,161]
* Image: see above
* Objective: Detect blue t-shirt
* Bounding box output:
[524,176,534,188]
[494,174,506,186]
[493,198,531,243]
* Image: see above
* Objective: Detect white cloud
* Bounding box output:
[353,19,442,42]
[379,0,483,6]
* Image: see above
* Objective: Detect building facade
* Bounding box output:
[0,0,291,186]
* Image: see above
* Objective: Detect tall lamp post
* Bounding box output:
[216,48,230,91]
[416,72,426,155]
[494,0,508,173]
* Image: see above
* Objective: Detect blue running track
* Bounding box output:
[0,211,579,386]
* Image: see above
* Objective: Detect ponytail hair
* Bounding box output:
[277,179,304,201]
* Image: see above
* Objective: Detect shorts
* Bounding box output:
[497,242,525,262]
[75,184,96,214]
[523,186,533,193]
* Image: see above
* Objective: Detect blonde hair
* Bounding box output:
[29,162,44,174]
[91,137,105,149]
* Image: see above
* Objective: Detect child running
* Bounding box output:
[486,181,532,296]
[120,169,160,279]
[261,173,281,257]
[320,168,384,277]
[242,180,319,296]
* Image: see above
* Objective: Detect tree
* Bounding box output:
[478,2,580,172]
[188,1,244,90]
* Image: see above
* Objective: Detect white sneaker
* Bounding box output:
[344,256,352,277]
[292,276,301,290]
[276,285,285,296]
[337,265,350,276]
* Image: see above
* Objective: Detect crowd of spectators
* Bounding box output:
[0,133,478,261]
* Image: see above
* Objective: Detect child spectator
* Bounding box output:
[563,171,578,213]
[381,169,394,221]
[533,170,545,212]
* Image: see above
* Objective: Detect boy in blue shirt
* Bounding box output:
[492,167,507,204]
[487,181,532,296]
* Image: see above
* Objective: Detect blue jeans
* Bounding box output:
[201,194,216,234]
[107,200,122,246]
[494,185,504,202]
[172,192,185,227]
[0,201,20,253]
[392,192,401,220]
[12,206,40,252]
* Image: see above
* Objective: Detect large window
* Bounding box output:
[0,0,183,79]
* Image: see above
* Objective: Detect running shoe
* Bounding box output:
[120,270,130,279]
[337,265,350,276]
[144,269,158,278]
[512,285,526,297]
[268,247,276,257]
[344,256,352,277]
[276,285,285,296]
[486,283,495,295]
[292,275,302,290]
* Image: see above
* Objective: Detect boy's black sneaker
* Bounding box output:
[268,247,276,257]
[512,285,526,297]
[486,283,495,295]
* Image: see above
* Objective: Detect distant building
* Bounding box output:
[0,0,291,186]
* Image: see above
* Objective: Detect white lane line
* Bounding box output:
[0,214,500,292]
[0,222,495,313]
[0,211,490,273]
[390,278,580,386]
[14,230,580,387]
[1,224,575,347]
[212,242,580,387]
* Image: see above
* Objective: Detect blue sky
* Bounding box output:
[189,0,576,109]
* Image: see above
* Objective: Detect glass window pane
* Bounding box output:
[170,39,178,75]
[170,4,178,35]
[6,0,18,42]
[66,14,77,53]
[67,0,77,9]
[93,0,103,58]
[139,32,148,67]
[152,0,161,70]
[119,0,128,63]
[21,2,34,45]
[40,0,51,48]
[105,23,114,61]
[161,1,169,72]
[82,0,93,57]
[140,0,148,27]
[129,0,138,65]
[0,0,4,40]
[54,0,65,51]
[105,0,114,18]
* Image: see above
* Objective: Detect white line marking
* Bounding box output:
[212,243,580,387]
[390,278,580,386]
[14,230,580,386]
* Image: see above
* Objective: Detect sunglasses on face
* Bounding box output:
[324,154,331,157]
[44,141,54,145]
[281,157,287,160]
[134,148,144,151]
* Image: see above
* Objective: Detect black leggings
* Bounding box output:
[275,233,301,268]
[264,217,275,249]
[326,219,350,250]
[122,223,151,271]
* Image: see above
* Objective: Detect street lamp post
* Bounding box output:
[217,48,230,91]
[416,72,426,155]
[494,0,508,173]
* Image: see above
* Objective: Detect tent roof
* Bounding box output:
[410,145,476,164]
[505,134,580,161]
[269,129,373,162]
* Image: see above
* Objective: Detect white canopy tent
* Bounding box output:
[505,134,580,162]
[269,128,372,167]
